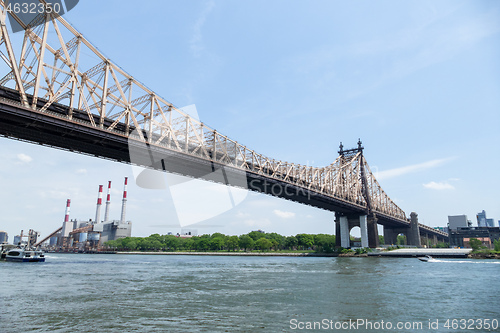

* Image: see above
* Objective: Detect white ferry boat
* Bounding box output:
[0,229,46,262]
[1,245,45,262]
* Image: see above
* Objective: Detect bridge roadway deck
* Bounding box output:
[0,87,443,235]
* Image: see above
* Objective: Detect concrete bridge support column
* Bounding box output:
[384,227,398,245]
[433,235,438,246]
[367,215,379,248]
[340,216,350,248]
[421,234,428,247]
[360,215,369,248]
[335,214,341,248]
[407,212,422,247]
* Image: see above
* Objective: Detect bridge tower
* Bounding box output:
[334,140,379,248]
[382,212,422,247]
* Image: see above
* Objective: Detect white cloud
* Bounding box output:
[190,0,215,57]
[236,211,249,218]
[273,209,296,219]
[376,157,454,180]
[423,181,455,190]
[244,218,271,227]
[17,153,32,163]
[76,168,87,174]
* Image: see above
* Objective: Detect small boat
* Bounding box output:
[418,255,433,262]
[1,245,45,262]
[0,229,46,262]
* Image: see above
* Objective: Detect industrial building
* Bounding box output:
[11,230,39,246]
[35,177,132,252]
[450,227,500,249]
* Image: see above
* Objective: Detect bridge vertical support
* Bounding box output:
[384,226,397,245]
[367,215,379,248]
[433,235,438,246]
[407,212,422,247]
[421,234,428,247]
[335,213,341,248]
[360,215,369,248]
[340,216,350,248]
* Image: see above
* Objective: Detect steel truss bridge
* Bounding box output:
[0,1,447,247]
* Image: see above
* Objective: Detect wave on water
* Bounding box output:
[429,259,500,264]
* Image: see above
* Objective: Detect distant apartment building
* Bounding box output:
[0,231,8,244]
[477,210,495,227]
[476,210,495,228]
[448,215,469,231]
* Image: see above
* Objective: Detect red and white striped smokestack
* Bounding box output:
[95,185,103,224]
[120,177,128,223]
[104,181,112,222]
[64,199,71,222]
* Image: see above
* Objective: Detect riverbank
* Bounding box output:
[468,252,500,259]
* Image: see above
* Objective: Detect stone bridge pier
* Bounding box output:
[335,213,379,248]
[383,212,421,247]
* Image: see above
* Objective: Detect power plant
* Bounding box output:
[35,177,132,252]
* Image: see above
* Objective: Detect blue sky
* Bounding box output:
[1,0,499,240]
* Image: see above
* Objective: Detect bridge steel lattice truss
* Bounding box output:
[0,1,447,246]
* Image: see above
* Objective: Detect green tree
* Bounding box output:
[494,239,500,252]
[266,232,284,249]
[239,235,254,251]
[248,231,265,241]
[210,237,225,251]
[195,237,211,251]
[396,235,407,246]
[314,234,336,253]
[104,240,118,249]
[210,232,226,240]
[226,236,239,251]
[255,238,272,252]
[121,237,138,250]
[378,235,384,245]
[180,238,195,251]
[469,238,482,251]
[148,233,162,242]
[285,236,298,250]
[296,234,314,250]
[164,235,180,251]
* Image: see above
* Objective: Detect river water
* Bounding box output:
[1,254,499,332]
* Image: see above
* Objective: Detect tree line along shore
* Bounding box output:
[104,231,338,253]
[103,231,450,254]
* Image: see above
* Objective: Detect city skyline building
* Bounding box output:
[477,210,495,227]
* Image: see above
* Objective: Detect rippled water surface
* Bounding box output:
[1,254,498,332]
